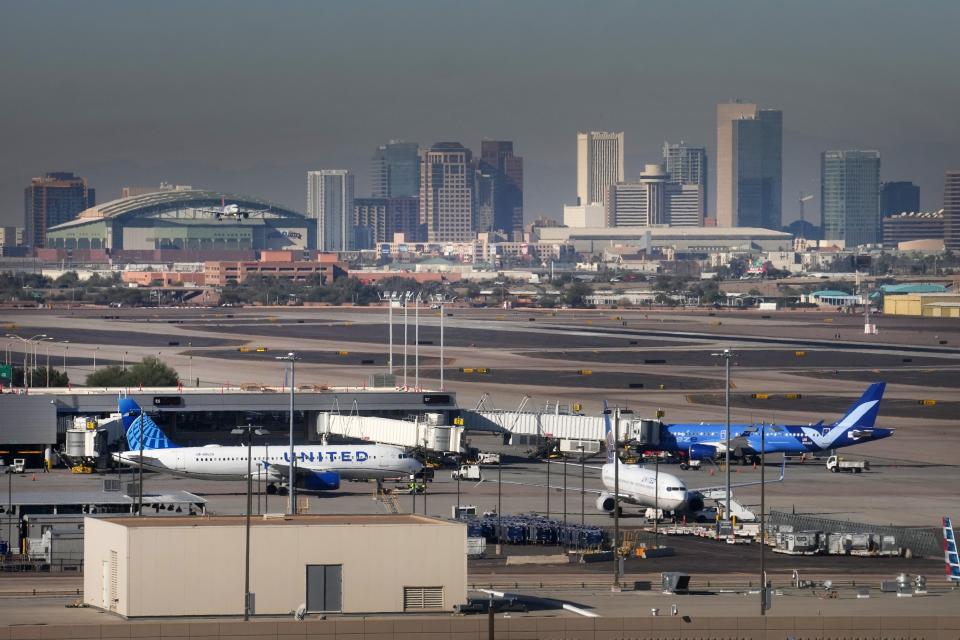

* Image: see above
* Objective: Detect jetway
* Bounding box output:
[459,410,663,446]
[317,413,463,452]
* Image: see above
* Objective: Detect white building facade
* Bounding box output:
[307,170,356,252]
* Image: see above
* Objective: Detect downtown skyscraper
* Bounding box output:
[307,170,355,251]
[371,141,420,198]
[420,142,474,242]
[24,172,95,248]
[576,131,624,208]
[716,102,782,229]
[944,170,960,253]
[821,150,881,248]
[479,140,523,238]
[662,141,707,224]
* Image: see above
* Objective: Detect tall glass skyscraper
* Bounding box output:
[821,150,881,248]
[479,140,523,237]
[716,102,782,229]
[24,172,95,248]
[880,181,920,217]
[662,141,707,223]
[371,141,420,198]
[420,142,474,242]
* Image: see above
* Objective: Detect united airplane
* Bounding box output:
[112,398,422,493]
[659,383,893,464]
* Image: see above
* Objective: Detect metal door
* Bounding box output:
[306,564,341,612]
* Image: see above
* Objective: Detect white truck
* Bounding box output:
[11,458,26,473]
[826,456,869,473]
[477,452,501,466]
[452,464,482,481]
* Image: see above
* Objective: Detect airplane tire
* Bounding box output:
[266,484,278,495]
[679,463,689,471]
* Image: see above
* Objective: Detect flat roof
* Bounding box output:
[12,490,206,507]
[99,514,454,528]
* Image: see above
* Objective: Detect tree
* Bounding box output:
[87,357,180,387]
[563,281,593,307]
[10,366,69,387]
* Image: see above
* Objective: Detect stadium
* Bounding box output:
[45,189,314,252]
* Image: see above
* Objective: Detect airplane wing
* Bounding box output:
[692,458,786,499]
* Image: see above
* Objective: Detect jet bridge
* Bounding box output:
[317,413,463,452]
[459,409,661,446]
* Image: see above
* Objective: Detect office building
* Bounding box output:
[24,172,95,248]
[420,142,474,242]
[0,227,24,248]
[371,141,420,198]
[880,181,920,218]
[608,165,703,228]
[479,140,524,237]
[563,204,606,228]
[473,167,496,233]
[663,141,707,220]
[716,102,782,229]
[821,150,881,248]
[354,196,421,245]
[307,170,355,252]
[945,170,960,253]
[576,131,624,208]
[882,211,945,247]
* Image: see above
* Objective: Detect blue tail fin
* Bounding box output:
[833,383,885,429]
[946,516,960,583]
[603,401,616,465]
[118,397,178,450]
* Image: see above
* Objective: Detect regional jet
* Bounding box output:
[112,398,422,493]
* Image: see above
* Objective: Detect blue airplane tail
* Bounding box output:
[946,516,960,583]
[119,397,179,450]
[832,383,885,430]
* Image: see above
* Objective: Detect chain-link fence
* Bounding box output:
[768,510,942,558]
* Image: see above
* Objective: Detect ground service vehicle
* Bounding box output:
[452,464,482,481]
[826,456,869,473]
[477,452,501,465]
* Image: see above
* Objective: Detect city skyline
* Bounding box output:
[1,1,957,229]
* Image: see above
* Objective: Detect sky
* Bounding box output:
[2,0,958,228]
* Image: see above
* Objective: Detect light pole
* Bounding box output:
[612,407,621,592]
[6,334,47,390]
[546,455,551,519]
[62,342,69,371]
[5,467,12,555]
[275,353,300,515]
[760,422,767,615]
[711,349,733,523]
[580,444,585,526]
[93,347,100,372]
[44,340,51,387]
[403,293,410,388]
[439,296,445,391]
[414,293,420,390]
[231,425,269,621]
[122,351,127,370]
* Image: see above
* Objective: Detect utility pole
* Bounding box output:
[231,425,269,621]
[275,353,299,514]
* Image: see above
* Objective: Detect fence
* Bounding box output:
[767,510,942,558]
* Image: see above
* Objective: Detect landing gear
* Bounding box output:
[266,484,279,495]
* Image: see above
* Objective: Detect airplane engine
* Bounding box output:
[298,470,341,491]
[595,493,616,513]
[688,443,718,461]
[684,492,705,513]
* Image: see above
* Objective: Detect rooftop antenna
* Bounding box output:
[798,193,814,240]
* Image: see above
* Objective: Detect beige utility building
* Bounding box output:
[84,515,466,618]
[884,293,960,318]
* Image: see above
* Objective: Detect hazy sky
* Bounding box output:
[2,0,958,228]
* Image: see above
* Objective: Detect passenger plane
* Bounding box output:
[112,398,422,493]
[660,383,893,463]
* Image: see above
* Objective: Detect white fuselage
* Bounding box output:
[113,443,421,482]
[600,462,690,511]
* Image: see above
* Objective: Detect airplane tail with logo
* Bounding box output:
[945,516,960,584]
[823,382,889,446]
[603,401,617,465]
[118,397,179,450]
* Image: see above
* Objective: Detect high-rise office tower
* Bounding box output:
[479,140,524,237]
[880,181,921,217]
[576,131,624,208]
[716,102,782,228]
[307,170,355,251]
[420,142,474,242]
[473,167,496,234]
[821,150,881,248]
[945,170,960,252]
[662,141,708,221]
[371,141,420,198]
[24,172,95,248]
[354,196,421,245]
[608,164,702,227]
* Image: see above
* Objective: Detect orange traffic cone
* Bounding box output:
[32,473,36,481]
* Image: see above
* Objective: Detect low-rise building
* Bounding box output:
[882,210,944,247]
[204,252,346,286]
[884,292,960,317]
[83,514,467,617]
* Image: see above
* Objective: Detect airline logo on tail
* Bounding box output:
[808,383,889,448]
[119,397,179,451]
[945,516,960,583]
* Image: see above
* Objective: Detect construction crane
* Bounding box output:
[798,193,814,239]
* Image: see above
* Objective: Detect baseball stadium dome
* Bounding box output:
[45,189,314,251]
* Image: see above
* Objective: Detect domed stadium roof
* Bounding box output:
[51,189,305,230]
